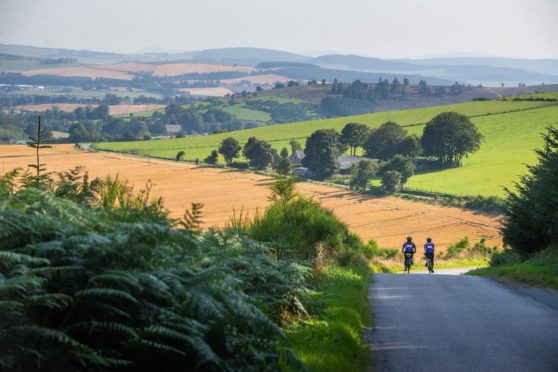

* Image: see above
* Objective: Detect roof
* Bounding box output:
[290,150,306,163]
[164,124,181,133]
[338,155,377,170]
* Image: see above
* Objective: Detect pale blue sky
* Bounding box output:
[0,0,556,58]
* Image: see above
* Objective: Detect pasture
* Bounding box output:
[1,144,501,250]
[95,99,558,196]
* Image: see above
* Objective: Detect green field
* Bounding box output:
[94,99,558,197]
[220,103,271,122]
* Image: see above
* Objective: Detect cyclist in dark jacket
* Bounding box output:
[402,236,416,270]
[424,237,435,272]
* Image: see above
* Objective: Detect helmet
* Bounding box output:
[406,236,412,242]
[427,237,432,242]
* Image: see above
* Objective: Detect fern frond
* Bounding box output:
[26,293,73,310]
[71,321,138,339]
[75,288,139,305]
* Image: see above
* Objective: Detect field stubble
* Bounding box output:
[1,145,502,250]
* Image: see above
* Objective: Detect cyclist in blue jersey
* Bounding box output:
[402,236,416,270]
[424,237,435,273]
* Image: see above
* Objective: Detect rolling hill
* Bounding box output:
[94,98,558,197]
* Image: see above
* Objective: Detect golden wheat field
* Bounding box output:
[23,66,133,80]
[1,144,503,250]
[15,104,165,115]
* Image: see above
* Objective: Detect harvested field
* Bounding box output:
[107,104,165,115]
[16,103,87,112]
[153,63,254,77]
[1,144,502,250]
[221,74,290,85]
[179,87,235,97]
[23,66,132,80]
[101,63,157,73]
[15,103,165,115]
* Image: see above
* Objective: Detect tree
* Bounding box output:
[421,112,483,167]
[396,135,422,159]
[204,150,219,165]
[289,139,302,154]
[364,121,407,160]
[176,150,185,161]
[502,127,558,257]
[302,129,342,180]
[349,159,377,191]
[379,155,416,183]
[218,137,241,164]
[275,148,292,175]
[243,137,273,169]
[403,78,410,86]
[381,170,402,193]
[26,116,51,187]
[418,80,430,95]
[341,123,369,155]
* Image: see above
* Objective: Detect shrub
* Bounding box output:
[381,170,402,193]
[379,155,415,183]
[229,161,250,170]
[0,175,310,371]
[489,249,522,266]
[250,196,351,260]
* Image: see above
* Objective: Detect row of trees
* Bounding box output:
[299,112,482,192]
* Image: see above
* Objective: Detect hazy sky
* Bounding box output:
[1,0,557,59]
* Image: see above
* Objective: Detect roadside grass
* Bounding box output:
[285,257,372,372]
[95,100,558,197]
[469,249,558,289]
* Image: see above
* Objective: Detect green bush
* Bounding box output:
[250,196,351,260]
[0,185,310,370]
[489,249,522,266]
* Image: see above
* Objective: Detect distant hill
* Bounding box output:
[1,44,557,86]
[191,47,308,66]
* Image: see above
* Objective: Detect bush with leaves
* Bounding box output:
[381,170,402,194]
[349,159,377,191]
[502,126,558,257]
[379,155,416,183]
[0,175,311,371]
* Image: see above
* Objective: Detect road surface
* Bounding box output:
[367,272,558,372]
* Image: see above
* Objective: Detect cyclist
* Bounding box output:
[402,236,416,270]
[424,237,435,273]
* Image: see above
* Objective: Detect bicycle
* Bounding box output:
[404,253,413,274]
[424,256,434,274]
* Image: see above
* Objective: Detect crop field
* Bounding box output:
[178,87,235,97]
[1,144,502,250]
[152,63,254,77]
[23,66,133,80]
[14,103,166,116]
[96,99,558,196]
[221,74,289,85]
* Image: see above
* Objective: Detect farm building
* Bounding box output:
[289,150,306,165]
[338,155,377,174]
[164,124,181,135]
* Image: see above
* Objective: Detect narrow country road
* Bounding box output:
[367,272,558,372]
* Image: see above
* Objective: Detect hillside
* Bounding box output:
[95,98,558,197]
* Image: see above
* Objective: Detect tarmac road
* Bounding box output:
[367,272,558,372]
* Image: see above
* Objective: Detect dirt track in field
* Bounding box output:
[1,144,503,250]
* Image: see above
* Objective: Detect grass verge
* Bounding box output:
[469,249,558,289]
[284,256,372,371]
